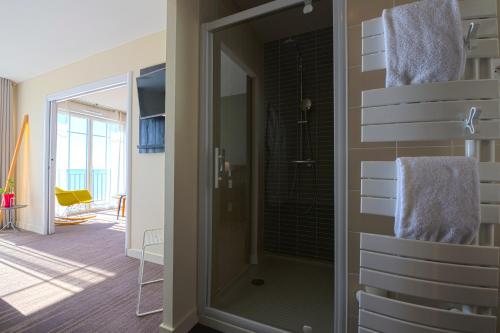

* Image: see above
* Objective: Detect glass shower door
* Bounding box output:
[211,47,252,306]
[201,2,335,332]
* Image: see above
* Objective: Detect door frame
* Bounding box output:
[42,73,133,252]
[198,0,347,332]
[333,0,348,332]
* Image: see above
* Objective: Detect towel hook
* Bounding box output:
[465,22,479,51]
[464,107,481,135]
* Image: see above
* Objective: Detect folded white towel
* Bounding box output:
[382,0,465,87]
[395,157,480,244]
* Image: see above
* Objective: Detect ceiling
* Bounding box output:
[232,0,332,42]
[75,85,128,112]
[231,0,273,9]
[0,0,166,82]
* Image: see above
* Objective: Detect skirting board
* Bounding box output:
[160,308,198,333]
[17,221,45,235]
[127,248,164,265]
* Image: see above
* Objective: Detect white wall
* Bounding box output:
[15,31,166,258]
[162,0,200,332]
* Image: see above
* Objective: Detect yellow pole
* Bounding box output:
[1,115,29,219]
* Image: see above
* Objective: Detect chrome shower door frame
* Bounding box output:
[198,0,347,332]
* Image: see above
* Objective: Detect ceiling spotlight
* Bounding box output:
[303,0,313,14]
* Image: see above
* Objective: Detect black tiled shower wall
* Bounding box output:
[264,27,334,261]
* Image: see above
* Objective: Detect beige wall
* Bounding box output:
[162,0,200,331]
[347,1,500,332]
[15,31,166,257]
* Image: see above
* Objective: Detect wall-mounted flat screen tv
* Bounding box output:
[137,67,165,119]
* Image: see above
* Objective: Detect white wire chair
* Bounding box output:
[136,228,164,317]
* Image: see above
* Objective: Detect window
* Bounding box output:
[56,111,125,210]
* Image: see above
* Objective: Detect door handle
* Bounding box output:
[214,147,225,189]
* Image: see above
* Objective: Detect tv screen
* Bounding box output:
[137,68,165,119]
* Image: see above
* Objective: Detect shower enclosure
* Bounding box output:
[264,28,334,262]
[199,1,334,332]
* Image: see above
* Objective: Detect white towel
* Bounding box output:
[382,0,465,87]
[395,157,480,244]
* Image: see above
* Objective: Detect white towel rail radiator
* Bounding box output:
[357,1,500,332]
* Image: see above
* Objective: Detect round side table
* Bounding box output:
[0,204,28,231]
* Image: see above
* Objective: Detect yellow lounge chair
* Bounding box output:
[55,187,95,224]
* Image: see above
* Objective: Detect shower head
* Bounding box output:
[303,0,313,14]
[301,98,312,112]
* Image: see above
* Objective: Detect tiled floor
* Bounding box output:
[213,255,334,332]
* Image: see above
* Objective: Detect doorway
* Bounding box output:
[199,1,335,332]
[43,74,132,251]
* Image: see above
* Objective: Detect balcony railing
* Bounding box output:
[92,170,107,201]
[59,169,109,201]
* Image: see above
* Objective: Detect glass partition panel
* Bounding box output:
[206,3,334,331]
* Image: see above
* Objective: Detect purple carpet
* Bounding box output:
[0,214,163,333]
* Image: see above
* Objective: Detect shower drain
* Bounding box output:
[251,278,265,286]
